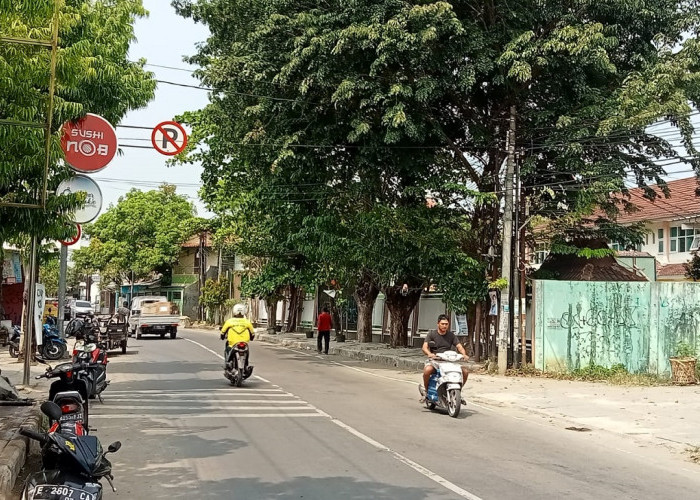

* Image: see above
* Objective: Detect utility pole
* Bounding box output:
[498,106,516,375]
[57,243,67,337]
[23,236,38,386]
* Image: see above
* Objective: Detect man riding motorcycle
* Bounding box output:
[220,304,255,369]
[420,314,469,402]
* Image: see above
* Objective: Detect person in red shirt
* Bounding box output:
[317,306,332,355]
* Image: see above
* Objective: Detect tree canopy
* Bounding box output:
[74,186,198,285]
[175,0,700,344]
[0,0,156,243]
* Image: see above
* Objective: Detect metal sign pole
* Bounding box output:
[57,243,68,337]
[23,236,38,386]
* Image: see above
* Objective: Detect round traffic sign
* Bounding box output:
[151,121,188,156]
[57,175,103,223]
[59,223,81,246]
[60,114,118,173]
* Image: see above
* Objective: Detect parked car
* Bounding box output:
[71,299,94,318]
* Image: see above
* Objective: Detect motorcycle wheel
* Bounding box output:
[43,340,66,360]
[447,388,461,418]
[8,343,19,358]
[121,340,127,354]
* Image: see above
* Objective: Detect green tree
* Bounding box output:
[76,186,198,285]
[176,0,700,346]
[0,0,156,245]
[38,249,60,297]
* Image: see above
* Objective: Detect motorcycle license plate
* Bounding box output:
[60,412,83,422]
[32,485,96,500]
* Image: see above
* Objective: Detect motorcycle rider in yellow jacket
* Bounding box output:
[220,304,254,364]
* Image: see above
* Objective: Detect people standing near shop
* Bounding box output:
[317,306,332,355]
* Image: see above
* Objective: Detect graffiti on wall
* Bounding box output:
[541,282,651,373]
[657,283,700,362]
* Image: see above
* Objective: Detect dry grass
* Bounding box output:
[505,363,670,386]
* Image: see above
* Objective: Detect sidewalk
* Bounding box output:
[0,352,45,498]
[256,330,700,457]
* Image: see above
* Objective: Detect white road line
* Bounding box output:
[103,398,303,403]
[107,388,284,394]
[106,393,290,398]
[92,413,324,419]
[184,333,484,500]
[93,405,315,411]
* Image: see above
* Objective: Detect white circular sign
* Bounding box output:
[57,175,103,223]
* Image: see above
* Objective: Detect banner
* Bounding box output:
[34,284,46,347]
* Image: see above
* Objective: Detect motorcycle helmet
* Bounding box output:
[232,304,247,316]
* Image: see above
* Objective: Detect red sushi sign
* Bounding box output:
[61,113,118,173]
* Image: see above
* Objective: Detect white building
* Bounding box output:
[611,176,700,281]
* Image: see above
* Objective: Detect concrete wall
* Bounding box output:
[533,280,700,375]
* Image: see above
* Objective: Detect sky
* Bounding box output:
[92,0,211,217]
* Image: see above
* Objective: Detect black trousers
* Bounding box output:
[317,330,330,354]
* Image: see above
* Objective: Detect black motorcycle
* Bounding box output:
[20,401,121,500]
[8,324,20,358]
[36,359,92,433]
[224,341,254,386]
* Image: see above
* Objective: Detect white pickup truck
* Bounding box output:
[128,296,180,339]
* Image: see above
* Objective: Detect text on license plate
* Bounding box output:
[33,484,95,500]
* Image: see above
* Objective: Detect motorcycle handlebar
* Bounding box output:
[20,428,48,446]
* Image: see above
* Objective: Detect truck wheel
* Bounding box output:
[160,332,166,338]
[170,328,177,339]
[136,328,142,339]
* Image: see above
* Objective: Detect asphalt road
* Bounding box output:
[40,328,700,499]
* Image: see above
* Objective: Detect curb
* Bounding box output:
[257,334,432,372]
[0,405,42,498]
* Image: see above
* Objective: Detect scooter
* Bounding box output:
[20,401,120,500]
[41,320,68,360]
[72,338,109,400]
[36,359,92,433]
[418,350,467,418]
[8,325,20,358]
[224,341,253,387]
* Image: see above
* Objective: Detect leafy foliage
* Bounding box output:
[75,186,198,284]
[0,0,156,243]
[685,253,700,281]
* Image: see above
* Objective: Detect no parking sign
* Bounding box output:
[151,121,188,156]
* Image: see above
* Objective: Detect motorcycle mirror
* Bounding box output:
[40,401,63,421]
[107,441,122,453]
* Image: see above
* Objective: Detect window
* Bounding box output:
[658,228,664,254]
[669,226,699,253]
[532,243,549,265]
[611,242,642,252]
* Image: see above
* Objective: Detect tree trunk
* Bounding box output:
[384,283,422,348]
[0,243,4,320]
[265,297,278,334]
[354,276,379,343]
[328,294,343,336]
[285,285,302,332]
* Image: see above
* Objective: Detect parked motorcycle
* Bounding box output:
[224,341,253,387]
[42,319,68,360]
[8,325,21,358]
[20,401,120,500]
[72,338,109,400]
[36,359,92,432]
[418,350,467,418]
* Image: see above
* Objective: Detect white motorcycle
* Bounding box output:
[418,350,466,418]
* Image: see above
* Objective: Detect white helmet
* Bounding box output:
[233,304,247,316]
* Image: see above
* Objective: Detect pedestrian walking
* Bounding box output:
[317,306,332,354]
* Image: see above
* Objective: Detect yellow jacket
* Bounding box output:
[221,317,254,346]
